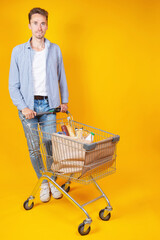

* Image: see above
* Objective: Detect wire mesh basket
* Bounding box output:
[27,112,119,184]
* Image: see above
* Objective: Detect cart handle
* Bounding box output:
[36,107,69,117]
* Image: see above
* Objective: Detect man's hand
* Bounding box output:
[22,108,36,119]
[60,103,68,113]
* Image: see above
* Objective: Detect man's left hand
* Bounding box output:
[61,103,68,113]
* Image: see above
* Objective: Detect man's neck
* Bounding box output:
[30,37,45,51]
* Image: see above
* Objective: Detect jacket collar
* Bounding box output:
[25,37,51,49]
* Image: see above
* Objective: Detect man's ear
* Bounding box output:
[28,24,31,30]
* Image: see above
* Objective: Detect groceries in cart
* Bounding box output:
[58,122,95,143]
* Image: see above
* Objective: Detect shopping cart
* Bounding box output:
[23,109,120,235]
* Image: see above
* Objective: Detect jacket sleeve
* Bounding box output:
[9,47,28,110]
[58,47,69,104]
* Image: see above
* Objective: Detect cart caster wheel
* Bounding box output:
[23,199,34,210]
[99,209,111,221]
[78,222,91,236]
[61,184,70,193]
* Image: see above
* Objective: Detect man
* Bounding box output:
[9,8,69,202]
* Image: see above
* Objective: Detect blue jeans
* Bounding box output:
[19,98,56,183]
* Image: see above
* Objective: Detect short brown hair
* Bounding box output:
[28,8,48,23]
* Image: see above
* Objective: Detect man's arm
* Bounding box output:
[9,47,36,119]
[58,47,69,112]
[9,47,28,110]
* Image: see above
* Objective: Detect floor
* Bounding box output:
[1,159,159,240]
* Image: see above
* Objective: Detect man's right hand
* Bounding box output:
[22,108,36,119]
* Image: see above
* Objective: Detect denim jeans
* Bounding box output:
[19,98,57,183]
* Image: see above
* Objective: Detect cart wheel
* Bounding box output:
[99,209,111,221]
[78,222,91,236]
[61,184,70,193]
[23,199,34,210]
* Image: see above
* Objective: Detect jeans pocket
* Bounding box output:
[46,98,49,103]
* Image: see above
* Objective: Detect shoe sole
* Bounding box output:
[53,195,63,200]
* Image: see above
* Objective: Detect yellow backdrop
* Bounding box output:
[0,0,160,239]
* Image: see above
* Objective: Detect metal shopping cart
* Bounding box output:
[23,109,120,235]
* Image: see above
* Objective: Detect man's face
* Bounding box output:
[29,13,48,39]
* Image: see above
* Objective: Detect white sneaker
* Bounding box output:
[40,182,51,202]
[49,182,63,199]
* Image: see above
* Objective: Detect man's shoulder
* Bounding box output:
[49,42,61,50]
[12,41,29,55]
[49,42,63,58]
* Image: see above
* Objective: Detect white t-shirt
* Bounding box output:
[32,48,48,96]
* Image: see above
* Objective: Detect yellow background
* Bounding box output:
[0,0,160,239]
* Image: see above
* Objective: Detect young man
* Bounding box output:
[9,8,69,202]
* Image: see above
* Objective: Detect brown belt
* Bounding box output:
[34,96,48,100]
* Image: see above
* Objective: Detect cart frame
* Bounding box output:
[23,110,120,235]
